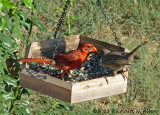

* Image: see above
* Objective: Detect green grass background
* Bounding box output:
[20,0,160,114]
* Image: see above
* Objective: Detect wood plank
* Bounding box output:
[21,44,32,69]
[20,70,71,102]
[71,79,127,103]
[79,35,125,52]
[21,68,72,90]
[65,35,80,51]
[72,71,128,91]
[27,36,80,59]
[71,71,128,103]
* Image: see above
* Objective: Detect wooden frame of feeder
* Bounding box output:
[20,35,128,103]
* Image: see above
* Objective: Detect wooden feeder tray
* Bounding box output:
[20,35,128,103]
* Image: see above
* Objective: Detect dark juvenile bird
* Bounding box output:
[101,41,147,76]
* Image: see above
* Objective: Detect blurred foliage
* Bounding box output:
[55,0,80,36]
[0,0,47,114]
[0,0,73,114]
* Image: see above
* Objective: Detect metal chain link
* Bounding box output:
[97,0,122,47]
[128,80,135,100]
[97,0,136,99]
[53,0,70,39]
[47,0,70,73]
[52,0,70,58]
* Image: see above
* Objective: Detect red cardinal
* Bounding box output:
[18,44,97,80]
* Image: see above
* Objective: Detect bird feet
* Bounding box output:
[61,77,64,81]
[60,70,72,81]
[60,70,66,81]
[121,73,128,81]
[113,70,128,81]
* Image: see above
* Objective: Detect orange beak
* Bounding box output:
[90,46,97,53]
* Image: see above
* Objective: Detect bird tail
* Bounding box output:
[18,58,55,65]
[127,41,147,62]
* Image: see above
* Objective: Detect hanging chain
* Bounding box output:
[128,80,135,100]
[97,0,122,47]
[52,0,70,58]
[53,0,70,39]
[47,0,70,73]
[97,0,136,99]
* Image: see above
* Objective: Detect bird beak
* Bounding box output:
[90,46,97,53]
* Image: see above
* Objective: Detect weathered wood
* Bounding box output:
[79,35,125,52]
[22,44,32,69]
[21,68,72,90]
[71,71,128,103]
[20,69,71,102]
[65,35,80,51]
[20,35,128,103]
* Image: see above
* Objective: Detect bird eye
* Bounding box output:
[87,46,92,48]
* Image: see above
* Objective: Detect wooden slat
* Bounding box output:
[71,78,127,103]
[71,71,128,103]
[72,71,128,91]
[29,36,80,58]
[79,35,125,52]
[20,69,72,102]
[22,44,32,69]
[65,35,80,51]
[21,68,72,90]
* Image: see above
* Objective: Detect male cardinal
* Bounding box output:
[18,44,97,80]
[101,41,147,76]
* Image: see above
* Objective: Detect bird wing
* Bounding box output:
[54,50,83,63]
[102,55,131,66]
[113,58,131,66]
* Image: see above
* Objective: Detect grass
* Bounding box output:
[19,0,160,114]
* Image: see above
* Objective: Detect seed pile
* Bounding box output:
[29,53,114,82]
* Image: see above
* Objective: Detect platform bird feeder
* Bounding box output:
[20,35,128,103]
